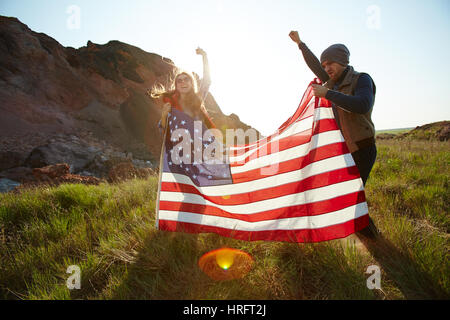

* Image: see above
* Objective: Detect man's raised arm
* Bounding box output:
[289,31,329,83]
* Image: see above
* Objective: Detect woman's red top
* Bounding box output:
[162,93,216,129]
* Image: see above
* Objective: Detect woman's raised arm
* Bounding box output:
[196,47,211,101]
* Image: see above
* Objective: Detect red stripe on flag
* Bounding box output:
[161,166,361,206]
[159,190,366,222]
[158,214,369,243]
[229,113,314,155]
[229,100,320,152]
[230,119,340,166]
[231,142,350,183]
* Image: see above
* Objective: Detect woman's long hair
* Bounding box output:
[150,71,206,119]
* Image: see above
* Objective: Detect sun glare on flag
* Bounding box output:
[198,248,253,281]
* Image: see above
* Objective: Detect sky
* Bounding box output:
[1,0,449,136]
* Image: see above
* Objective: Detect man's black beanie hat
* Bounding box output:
[320,44,350,66]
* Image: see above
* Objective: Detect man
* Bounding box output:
[289,31,378,237]
[289,31,376,185]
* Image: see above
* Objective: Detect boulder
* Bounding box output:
[83,154,132,178]
[32,163,70,180]
[16,163,104,189]
[25,141,101,173]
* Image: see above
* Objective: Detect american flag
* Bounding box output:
[156,80,369,243]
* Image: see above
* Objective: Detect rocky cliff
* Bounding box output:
[0,16,258,181]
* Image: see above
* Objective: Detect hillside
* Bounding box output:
[376,121,449,141]
[397,121,450,141]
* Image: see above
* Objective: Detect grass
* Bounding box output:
[0,139,449,300]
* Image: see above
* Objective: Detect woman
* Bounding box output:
[151,47,215,130]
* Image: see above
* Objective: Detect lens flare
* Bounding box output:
[198,248,253,281]
[216,249,235,270]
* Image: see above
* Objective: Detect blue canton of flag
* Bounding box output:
[162,109,232,187]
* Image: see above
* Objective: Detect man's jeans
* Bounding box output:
[351,144,377,186]
[352,143,378,237]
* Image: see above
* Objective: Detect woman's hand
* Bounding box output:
[196,47,207,56]
[289,31,301,44]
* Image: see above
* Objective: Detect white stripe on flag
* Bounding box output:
[228,107,334,157]
[230,130,345,174]
[160,178,364,214]
[158,201,368,231]
[161,153,356,197]
[228,115,313,158]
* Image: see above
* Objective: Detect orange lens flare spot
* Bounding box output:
[216,249,235,269]
[198,248,253,281]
